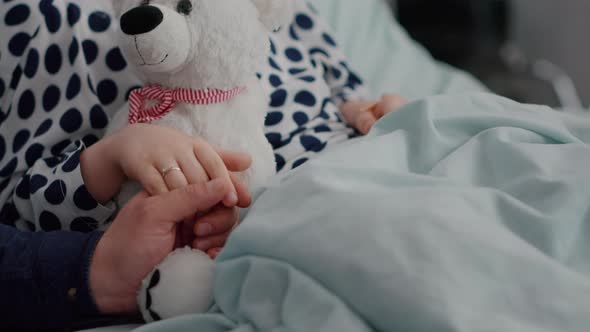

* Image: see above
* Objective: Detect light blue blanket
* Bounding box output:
[131,93,590,332]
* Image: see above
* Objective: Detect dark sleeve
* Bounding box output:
[0,224,103,331]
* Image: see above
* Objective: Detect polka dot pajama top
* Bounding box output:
[0,1,369,232]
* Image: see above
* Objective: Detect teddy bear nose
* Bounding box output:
[120,5,164,36]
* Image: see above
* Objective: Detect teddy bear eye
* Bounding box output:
[177,0,193,15]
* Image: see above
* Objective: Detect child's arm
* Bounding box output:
[0,1,248,244]
[289,4,368,104]
[81,124,247,207]
[2,139,120,232]
[2,125,249,232]
[82,124,252,256]
[291,3,406,134]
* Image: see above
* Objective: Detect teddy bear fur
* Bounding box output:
[107,0,293,205]
[106,0,292,321]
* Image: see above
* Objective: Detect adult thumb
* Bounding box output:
[149,179,230,223]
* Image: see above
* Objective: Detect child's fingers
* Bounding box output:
[211,149,251,206]
[194,206,239,237]
[374,94,407,118]
[193,140,229,181]
[192,140,236,206]
[163,170,189,191]
[340,101,372,125]
[139,166,169,196]
[178,155,209,185]
[356,111,377,135]
[193,230,231,252]
[215,149,252,173]
[156,160,189,191]
[372,101,388,118]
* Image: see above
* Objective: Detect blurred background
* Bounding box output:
[388,0,590,109]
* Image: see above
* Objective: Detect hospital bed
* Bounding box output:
[78,1,484,330]
[79,0,590,331]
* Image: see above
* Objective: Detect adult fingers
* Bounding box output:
[215,149,252,173]
[193,141,237,206]
[144,179,231,224]
[177,218,197,249]
[194,206,239,237]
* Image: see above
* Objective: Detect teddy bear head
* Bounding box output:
[114,0,292,90]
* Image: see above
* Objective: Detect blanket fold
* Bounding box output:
[136,93,590,332]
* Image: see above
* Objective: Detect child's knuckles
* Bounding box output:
[357,113,374,131]
[393,98,407,108]
[182,182,208,196]
[143,179,166,195]
[192,138,212,155]
[383,94,407,109]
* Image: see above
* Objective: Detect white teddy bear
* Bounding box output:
[105,0,292,322]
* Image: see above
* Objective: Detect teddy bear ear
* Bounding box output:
[250,0,293,31]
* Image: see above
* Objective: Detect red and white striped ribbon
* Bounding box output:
[128,85,245,124]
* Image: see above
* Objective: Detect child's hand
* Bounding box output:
[340,94,407,135]
[112,124,251,206]
[88,123,252,207]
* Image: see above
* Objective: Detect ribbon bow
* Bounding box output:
[128,85,245,124]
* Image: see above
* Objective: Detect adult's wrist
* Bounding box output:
[74,231,106,318]
[89,233,138,315]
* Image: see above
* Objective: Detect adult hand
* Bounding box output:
[178,172,252,258]
[88,178,233,315]
[192,205,240,259]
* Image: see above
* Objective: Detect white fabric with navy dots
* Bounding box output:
[0,0,368,232]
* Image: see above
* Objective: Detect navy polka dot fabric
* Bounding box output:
[0,1,367,231]
[259,1,368,173]
[0,1,139,231]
